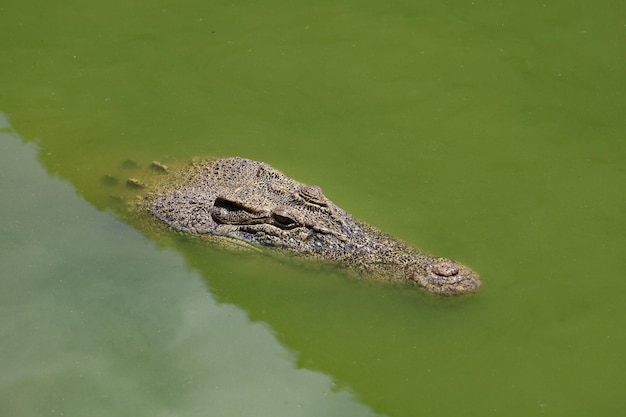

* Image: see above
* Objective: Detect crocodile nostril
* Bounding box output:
[432,261,460,277]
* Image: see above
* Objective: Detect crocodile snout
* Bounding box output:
[408,258,481,295]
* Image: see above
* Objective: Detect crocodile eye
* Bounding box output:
[214,196,247,212]
[272,207,298,228]
[274,214,294,225]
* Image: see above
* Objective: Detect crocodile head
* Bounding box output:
[149,157,481,295]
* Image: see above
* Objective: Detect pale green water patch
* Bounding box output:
[0,117,379,417]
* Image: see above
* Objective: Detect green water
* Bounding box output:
[2,1,625,416]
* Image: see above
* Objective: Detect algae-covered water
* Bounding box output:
[2,1,626,416]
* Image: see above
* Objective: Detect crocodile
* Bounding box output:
[127,157,481,295]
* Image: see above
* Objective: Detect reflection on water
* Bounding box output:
[0,113,380,417]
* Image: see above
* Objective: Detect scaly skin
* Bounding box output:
[144,157,481,295]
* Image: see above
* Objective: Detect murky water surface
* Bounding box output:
[1,1,625,416]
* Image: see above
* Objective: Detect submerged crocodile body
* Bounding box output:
[144,157,481,295]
